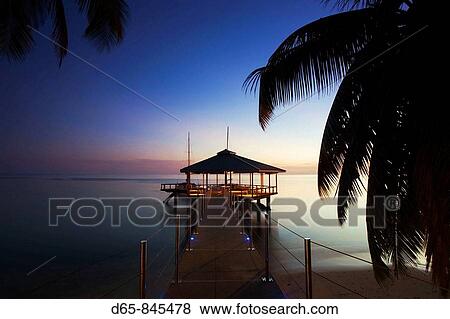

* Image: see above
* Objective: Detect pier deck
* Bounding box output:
[164,198,284,298]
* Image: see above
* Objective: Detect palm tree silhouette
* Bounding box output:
[245,1,448,291]
[0,0,129,65]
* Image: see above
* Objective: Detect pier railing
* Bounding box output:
[250,212,448,299]
[161,183,278,197]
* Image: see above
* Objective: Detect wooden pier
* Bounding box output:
[161,147,286,298]
[164,197,284,298]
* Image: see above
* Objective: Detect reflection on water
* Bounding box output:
[0,174,379,297]
[0,176,177,298]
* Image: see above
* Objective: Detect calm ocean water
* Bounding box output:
[0,174,372,298]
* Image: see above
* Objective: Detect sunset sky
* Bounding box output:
[0,0,338,175]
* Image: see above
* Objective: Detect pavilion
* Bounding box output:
[161,148,285,202]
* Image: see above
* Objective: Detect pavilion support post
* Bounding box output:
[193,198,199,235]
[200,196,204,221]
[186,198,192,251]
[251,173,253,198]
[275,174,278,193]
[230,193,234,210]
[247,200,254,251]
[240,199,244,235]
[266,196,271,210]
[256,199,261,224]
[174,193,177,212]
[186,173,191,196]
[266,197,271,232]
[205,174,209,212]
[230,172,233,209]
[236,198,240,228]
[199,196,202,220]
[204,194,207,218]
[244,199,249,239]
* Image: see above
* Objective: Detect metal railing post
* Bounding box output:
[139,240,148,298]
[264,213,270,281]
[263,200,272,282]
[175,214,180,284]
[304,238,312,298]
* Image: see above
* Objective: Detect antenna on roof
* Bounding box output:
[226,126,229,149]
[187,131,191,166]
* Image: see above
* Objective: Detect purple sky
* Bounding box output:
[0,0,338,175]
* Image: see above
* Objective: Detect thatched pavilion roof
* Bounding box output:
[180,149,286,174]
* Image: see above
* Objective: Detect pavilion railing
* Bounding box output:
[161,183,278,197]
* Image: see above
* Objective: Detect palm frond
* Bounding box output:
[319,35,426,280]
[244,8,378,129]
[366,146,393,283]
[318,70,362,202]
[29,0,49,27]
[48,0,68,66]
[317,45,379,200]
[385,25,450,290]
[366,107,425,284]
[335,108,374,223]
[364,57,425,283]
[77,0,129,51]
[321,0,381,11]
[243,67,264,95]
[414,142,450,291]
[415,125,450,292]
[0,0,35,61]
[409,33,450,289]
[319,55,380,223]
